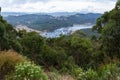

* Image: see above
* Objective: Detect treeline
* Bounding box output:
[0,0,120,80]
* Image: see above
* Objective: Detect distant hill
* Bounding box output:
[45,12,77,17]
[2,12,27,17]
[2,12,84,17]
[4,13,102,31]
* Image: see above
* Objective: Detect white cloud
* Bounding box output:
[0,0,117,13]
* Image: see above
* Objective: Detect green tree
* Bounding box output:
[69,36,93,68]
[115,0,120,9]
[93,0,120,58]
[0,16,22,52]
[0,16,9,50]
[19,32,45,63]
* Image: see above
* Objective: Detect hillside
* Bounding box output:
[4,13,101,31]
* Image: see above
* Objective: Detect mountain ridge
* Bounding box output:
[4,13,102,31]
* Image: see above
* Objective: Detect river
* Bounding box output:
[40,24,93,38]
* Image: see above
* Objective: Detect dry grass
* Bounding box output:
[0,50,27,79]
[0,50,26,68]
[61,75,75,80]
[47,72,75,80]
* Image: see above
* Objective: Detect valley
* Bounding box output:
[4,13,101,31]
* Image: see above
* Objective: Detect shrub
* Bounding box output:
[70,67,83,77]
[77,69,98,80]
[98,63,120,80]
[59,56,76,73]
[0,50,26,79]
[10,62,48,80]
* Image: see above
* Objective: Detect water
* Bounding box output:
[40,24,93,38]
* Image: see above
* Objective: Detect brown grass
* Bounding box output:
[47,72,75,80]
[0,50,26,67]
[61,75,75,80]
[0,50,27,79]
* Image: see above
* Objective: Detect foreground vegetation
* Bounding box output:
[0,0,120,80]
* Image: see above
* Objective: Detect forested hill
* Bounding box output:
[4,13,101,31]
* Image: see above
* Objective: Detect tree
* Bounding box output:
[92,12,109,33]
[93,0,120,58]
[0,7,1,15]
[0,16,22,52]
[19,32,45,63]
[0,17,9,50]
[115,0,120,9]
[69,36,93,68]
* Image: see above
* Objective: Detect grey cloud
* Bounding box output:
[1,0,118,5]
[0,0,117,13]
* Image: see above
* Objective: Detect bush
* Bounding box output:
[59,56,76,73]
[70,67,83,77]
[77,69,98,80]
[8,62,48,80]
[98,63,120,80]
[0,50,26,79]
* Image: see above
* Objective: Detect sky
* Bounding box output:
[0,0,117,13]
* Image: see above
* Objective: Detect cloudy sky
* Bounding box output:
[0,0,117,13]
